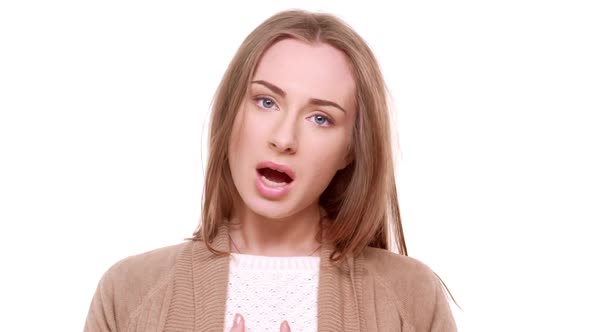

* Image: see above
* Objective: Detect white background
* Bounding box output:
[1,1,588,331]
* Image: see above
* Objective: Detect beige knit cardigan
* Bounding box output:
[84,225,456,331]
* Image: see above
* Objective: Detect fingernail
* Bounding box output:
[281,320,291,332]
[233,313,243,328]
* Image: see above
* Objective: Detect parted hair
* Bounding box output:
[190,9,407,261]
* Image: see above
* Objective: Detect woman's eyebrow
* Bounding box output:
[251,80,347,114]
[308,98,347,114]
[252,80,286,97]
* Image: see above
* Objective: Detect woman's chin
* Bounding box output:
[243,198,300,220]
[251,206,294,220]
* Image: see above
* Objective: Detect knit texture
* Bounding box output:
[84,225,457,332]
[223,253,320,332]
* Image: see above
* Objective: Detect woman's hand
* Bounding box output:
[229,313,291,332]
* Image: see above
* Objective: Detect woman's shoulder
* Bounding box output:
[97,241,192,307]
[360,247,457,331]
[102,240,191,287]
[361,246,440,288]
[86,241,193,331]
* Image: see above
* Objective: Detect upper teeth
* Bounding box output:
[261,175,287,187]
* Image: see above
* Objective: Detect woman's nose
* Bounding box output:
[268,115,298,154]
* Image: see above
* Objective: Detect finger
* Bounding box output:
[280,320,291,332]
[228,313,245,332]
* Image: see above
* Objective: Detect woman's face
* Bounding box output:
[228,38,356,219]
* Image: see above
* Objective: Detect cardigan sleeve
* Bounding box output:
[84,262,121,332]
[83,242,186,332]
[392,257,458,332]
[428,276,457,332]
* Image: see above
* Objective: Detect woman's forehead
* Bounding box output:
[252,39,356,110]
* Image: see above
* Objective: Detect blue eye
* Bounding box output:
[311,114,332,126]
[257,97,276,109]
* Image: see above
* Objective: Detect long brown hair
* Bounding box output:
[191,9,407,261]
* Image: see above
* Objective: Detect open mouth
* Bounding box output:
[256,167,293,186]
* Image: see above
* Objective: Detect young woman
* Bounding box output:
[84,9,457,332]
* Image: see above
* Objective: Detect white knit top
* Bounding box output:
[223,253,321,332]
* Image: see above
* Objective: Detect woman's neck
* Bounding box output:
[227,203,323,257]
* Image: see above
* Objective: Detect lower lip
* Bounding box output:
[255,171,294,199]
